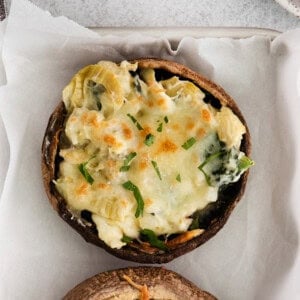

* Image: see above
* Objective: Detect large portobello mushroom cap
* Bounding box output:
[63,267,217,300]
[42,58,251,264]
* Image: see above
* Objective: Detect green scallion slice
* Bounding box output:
[119,165,130,172]
[78,162,94,185]
[119,152,137,172]
[157,122,163,132]
[122,181,144,218]
[238,155,254,171]
[127,113,143,130]
[151,160,162,180]
[181,137,196,150]
[144,133,155,146]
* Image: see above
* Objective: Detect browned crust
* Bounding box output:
[41,58,251,264]
[63,267,217,300]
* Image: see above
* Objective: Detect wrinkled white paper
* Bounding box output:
[0,1,299,299]
[0,19,8,199]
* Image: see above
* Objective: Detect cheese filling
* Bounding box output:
[55,61,251,249]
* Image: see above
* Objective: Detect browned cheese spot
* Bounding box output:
[144,198,153,207]
[196,128,206,139]
[76,182,88,196]
[201,108,211,123]
[156,139,178,155]
[97,183,109,189]
[122,123,133,140]
[139,153,149,170]
[186,119,195,130]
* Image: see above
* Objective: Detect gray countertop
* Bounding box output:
[5,0,300,31]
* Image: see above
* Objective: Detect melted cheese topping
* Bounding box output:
[56,61,246,249]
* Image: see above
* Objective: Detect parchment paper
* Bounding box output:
[0,1,300,299]
[0,18,8,199]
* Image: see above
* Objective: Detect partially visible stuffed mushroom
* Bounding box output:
[42,58,253,263]
[63,267,217,300]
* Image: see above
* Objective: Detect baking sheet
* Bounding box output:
[0,1,300,299]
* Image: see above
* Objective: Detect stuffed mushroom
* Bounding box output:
[42,58,253,263]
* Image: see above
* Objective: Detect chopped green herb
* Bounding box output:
[140,229,168,251]
[119,165,130,172]
[127,113,143,130]
[144,133,155,146]
[121,235,133,244]
[122,181,144,218]
[238,155,254,171]
[119,152,137,172]
[176,174,181,182]
[164,116,169,123]
[157,122,163,132]
[124,152,137,165]
[181,137,197,150]
[151,161,162,180]
[78,162,94,185]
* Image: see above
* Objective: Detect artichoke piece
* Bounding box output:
[161,76,205,102]
[63,64,124,116]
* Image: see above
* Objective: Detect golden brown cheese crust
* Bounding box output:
[63,267,217,300]
[41,58,251,264]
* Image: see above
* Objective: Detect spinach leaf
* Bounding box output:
[121,235,133,244]
[140,229,168,251]
[198,133,254,187]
